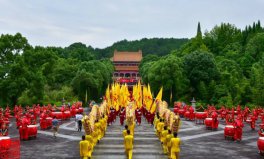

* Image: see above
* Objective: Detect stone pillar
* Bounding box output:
[191,97,196,112]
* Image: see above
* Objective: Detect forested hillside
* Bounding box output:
[94,38,189,58]
[1,21,264,108]
[140,21,264,107]
[0,36,187,106]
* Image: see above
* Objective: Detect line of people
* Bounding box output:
[154,114,181,159]
[80,103,108,159]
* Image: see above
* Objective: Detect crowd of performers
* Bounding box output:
[174,102,264,155]
[0,102,84,141]
[153,101,181,159]
[80,101,108,159]
[118,100,181,159]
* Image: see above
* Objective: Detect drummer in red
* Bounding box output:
[135,108,142,125]
[119,107,126,126]
[233,117,244,141]
[20,116,30,140]
[250,115,257,130]
[211,111,219,130]
[0,123,8,136]
[189,106,195,121]
[258,124,264,137]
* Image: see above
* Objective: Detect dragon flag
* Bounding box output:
[150,87,163,114]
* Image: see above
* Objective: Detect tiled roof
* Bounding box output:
[113,50,142,62]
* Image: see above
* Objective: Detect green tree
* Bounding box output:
[183,51,219,97]
[0,33,30,106]
[250,59,264,105]
[204,23,242,55]
[65,42,95,61]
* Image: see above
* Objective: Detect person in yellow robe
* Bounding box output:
[101,115,107,136]
[161,126,169,154]
[85,135,94,158]
[124,130,134,159]
[157,119,164,139]
[95,119,102,140]
[154,114,160,130]
[171,132,181,159]
[166,130,173,158]
[92,123,99,146]
[80,135,92,159]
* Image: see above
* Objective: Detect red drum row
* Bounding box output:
[19,125,37,140]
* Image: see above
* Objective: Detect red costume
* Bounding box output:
[233,118,244,141]
[107,107,115,125]
[135,108,142,125]
[20,117,30,140]
[189,106,195,120]
[211,111,219,129]
[250,115,256,130]
[119,107,126,125]
[40,113,48,130]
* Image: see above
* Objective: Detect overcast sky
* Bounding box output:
[0,0,263,48]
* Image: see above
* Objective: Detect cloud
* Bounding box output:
[0,0,263,48]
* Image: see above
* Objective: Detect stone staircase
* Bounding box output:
[92,117,167,159]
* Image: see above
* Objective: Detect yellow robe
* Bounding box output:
[95,122,102,141]
[79,140,91,158]
[171,137,181,159]
[124,135,134,159]
[157,122,164,139]
[85,135,94,157]
[123,129,127,138]
[166,133,173,150]
[92,126,98,145]
[161,130,169,154]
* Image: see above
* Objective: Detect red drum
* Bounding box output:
[184,111,190,120]
[178,109,186,117]
[28,125,37,138]
[78,108,84,113]
[0,136,11,150]
[246,119,252,123]
[51,112,63,119]
[195,112,207,119]
[205,118,213,129]
[174,107,179,114]
[224,125,235,139]
[258,137,264,154]
[195,112,207,124]
[46,117,53,128]
[64,111,71,119]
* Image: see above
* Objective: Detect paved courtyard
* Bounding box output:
[7,114,262,159]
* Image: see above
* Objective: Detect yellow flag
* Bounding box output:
[150,101,156,114]
[146,84,153,111]
[155,87,163,102]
